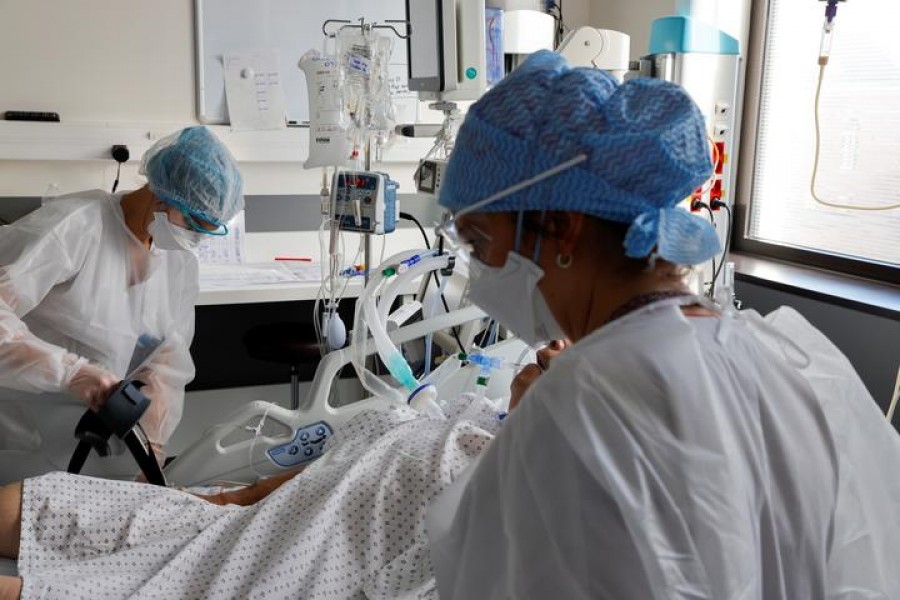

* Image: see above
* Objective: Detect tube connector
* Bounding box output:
[409,384,445,418]
[458,352,505,375]
[823,0,841,24]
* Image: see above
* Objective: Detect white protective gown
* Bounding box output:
[428,299,900,599]
[0,190,197,483]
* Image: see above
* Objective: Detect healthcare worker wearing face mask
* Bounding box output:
[0,126,243,484]
[426,51,900,599]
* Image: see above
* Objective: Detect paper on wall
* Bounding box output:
[223,50,288,130]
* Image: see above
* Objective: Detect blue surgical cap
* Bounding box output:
[140,126,244,227]
[439,50,720,266]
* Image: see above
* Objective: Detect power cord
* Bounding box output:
[110,145,130,194]
[547,0,566,47]
[692,199,718,297]
[710,200,733,290]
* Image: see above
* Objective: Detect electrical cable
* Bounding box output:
[548,0,566,46]
[705,204,718,298]
[400,211,430,251]
[711,202,733,288]
[692,200,717,297]
[111,162,122,194]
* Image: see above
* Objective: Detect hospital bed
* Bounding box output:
[0,306,527,578]
[163,305,529,487]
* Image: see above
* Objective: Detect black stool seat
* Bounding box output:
[243,322,320,365]
[243,323,320,410]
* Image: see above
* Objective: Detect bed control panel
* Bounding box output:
[266,421,334,468]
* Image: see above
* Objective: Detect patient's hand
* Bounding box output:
[196,466,306,506]
[509,340,569,410]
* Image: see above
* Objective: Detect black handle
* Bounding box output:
[68,380,166,486]
[97,380,150,439]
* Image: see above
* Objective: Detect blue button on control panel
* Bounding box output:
[267,421,333,468]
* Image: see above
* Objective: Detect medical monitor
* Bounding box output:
[406,0,444,92]
[406,0,487,101]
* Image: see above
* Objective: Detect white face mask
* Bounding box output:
[467,252,566,347]
[148,212,204,251]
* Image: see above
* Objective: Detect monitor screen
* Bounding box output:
[406,0,443,91]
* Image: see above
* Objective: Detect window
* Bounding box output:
[736,0,900,283]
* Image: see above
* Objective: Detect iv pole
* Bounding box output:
[322,17,411,285]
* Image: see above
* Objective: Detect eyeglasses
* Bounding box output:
[436,215,494,260]
[436,215,468,255]
[436,154,587,257]
[181,210,228,236]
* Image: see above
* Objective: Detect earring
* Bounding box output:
[555,253,573,269]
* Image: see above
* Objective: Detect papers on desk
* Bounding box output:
[278,260,324,282]
[195,211,246,264]
[199,261,321,290]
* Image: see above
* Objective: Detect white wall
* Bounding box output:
[0,0,422,197]
[562,0,592,30]
[0,0,751,198]
[588,0,672,59]
[0,1,195,124]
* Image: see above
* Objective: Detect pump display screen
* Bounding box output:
[406,0,443,91]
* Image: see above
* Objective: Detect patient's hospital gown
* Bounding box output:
[428,301,900,599]
[17,396,501,599]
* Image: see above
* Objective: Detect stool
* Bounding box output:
[243,323,321,410]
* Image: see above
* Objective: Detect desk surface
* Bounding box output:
[197,279,365,306]
[196,271,422,306]
[195,229,433,306]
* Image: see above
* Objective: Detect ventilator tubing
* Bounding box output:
[350,250,449,405]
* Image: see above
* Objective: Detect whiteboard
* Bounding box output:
[195,0,410,124]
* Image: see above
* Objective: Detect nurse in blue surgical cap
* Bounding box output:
[427,51,900,599]
[0,126,243,483]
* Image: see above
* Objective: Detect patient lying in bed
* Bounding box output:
[0,394,504,599]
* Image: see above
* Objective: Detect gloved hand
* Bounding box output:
[65,362,119,411]
[509,340,570,411]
